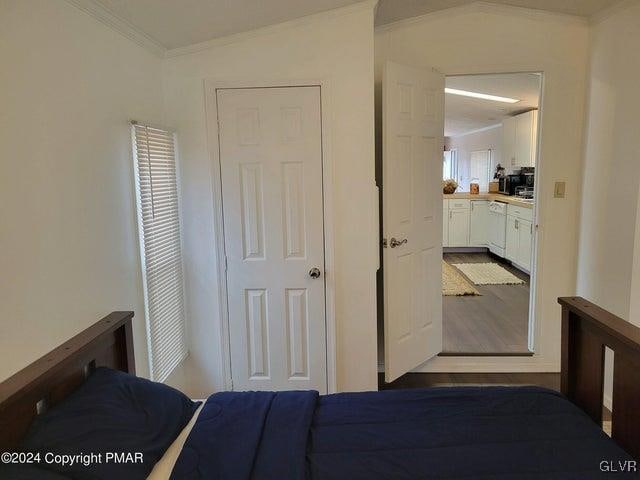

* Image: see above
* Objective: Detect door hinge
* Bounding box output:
[224,255,228,272]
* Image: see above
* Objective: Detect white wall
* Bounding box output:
[577,0,640,324]
[0,0,164,381]
[576,0,640,407]
[376,3,590,372]
[163,2,378,396]
[447,126,502,191]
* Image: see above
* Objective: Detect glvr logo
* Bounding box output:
[600,460,637,472]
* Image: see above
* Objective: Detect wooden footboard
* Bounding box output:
[559,297,640,460]
[1,301,639,461]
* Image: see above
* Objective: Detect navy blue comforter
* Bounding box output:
[171,387,636,480]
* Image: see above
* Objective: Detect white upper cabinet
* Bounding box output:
[469,200,488,247]
[502,116,517,168]
[503,110,538,168]
[515,110,538,167]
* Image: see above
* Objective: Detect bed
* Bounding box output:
[0,297,638,479]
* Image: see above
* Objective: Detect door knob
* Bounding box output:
[389,237,408,248]
[309,267,321,279]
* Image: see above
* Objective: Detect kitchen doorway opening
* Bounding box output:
[441,72,543,356]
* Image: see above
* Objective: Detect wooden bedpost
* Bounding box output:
[559,297,640,460]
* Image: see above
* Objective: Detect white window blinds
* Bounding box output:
[132,123,187,382]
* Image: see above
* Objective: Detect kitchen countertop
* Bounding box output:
[443,192,534,209]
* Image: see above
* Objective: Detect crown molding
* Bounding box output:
[64,0,166,57]
[590,0,639,24]
[375,1,587,34]
[165,0,378,58]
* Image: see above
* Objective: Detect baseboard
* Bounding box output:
[443,247,488,253]
[439,351,534,357]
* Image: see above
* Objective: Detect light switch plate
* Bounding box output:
[554,181,566,198]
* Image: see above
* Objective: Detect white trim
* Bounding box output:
[64,0,165,57]
[375,1,587,34]
[413,357,558,373]
[166,0,378,58]
[204,78,338,394]
[401,71,548,373]
[449,123,502,139]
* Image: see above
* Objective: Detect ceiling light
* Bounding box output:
[445,87,520,104]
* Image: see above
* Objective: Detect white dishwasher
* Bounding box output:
[488,201,507,257]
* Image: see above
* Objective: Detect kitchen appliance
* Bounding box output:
[523,173,535,188]
[498,177,509,194]
[515,185,535,199]
[499,174,525,196]
[488,201,507,257]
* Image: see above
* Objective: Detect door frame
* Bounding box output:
[419,70,548,373]
[204,78,337,393]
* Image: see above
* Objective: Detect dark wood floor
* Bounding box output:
[443,252,531,354]
[379,372,560,391]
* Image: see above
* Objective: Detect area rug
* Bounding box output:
[442,261,480,296]
[452,263,525,286]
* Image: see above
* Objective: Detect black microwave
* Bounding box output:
[499,175,524,195]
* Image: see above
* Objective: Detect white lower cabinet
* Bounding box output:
[443,199,532,271]
[448,208,470,247]
[517,219,533,271]
[505,204,533,272]
[469,201,488,247]
[443,200,449,247]
[505,215,519,262]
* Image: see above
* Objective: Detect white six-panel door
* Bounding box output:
[216,86,327,393]
[383,62,445,382]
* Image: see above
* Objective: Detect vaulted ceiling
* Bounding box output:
[92,0,622,51]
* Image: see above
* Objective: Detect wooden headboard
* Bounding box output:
[559,297,640,460]
[0,311,134,452]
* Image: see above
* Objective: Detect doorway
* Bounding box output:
[213,85,328,392]
[442,72,542,355]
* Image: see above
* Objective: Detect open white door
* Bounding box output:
[383,61,445,382]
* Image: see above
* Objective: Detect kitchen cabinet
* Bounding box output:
[444,196,534,272]
[502,116,516,168]
[505,215,518,262]
[515,110,538,168]
[443,200,449,247]
[469,200,488,246]
[505,204,533,272]
[518,219,533,271]
[502,110,538,168]
[448,207,470,247]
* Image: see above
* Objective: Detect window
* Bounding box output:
[132,123,187,382]
[443,149,459,181]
